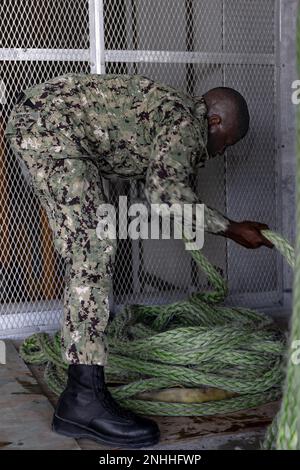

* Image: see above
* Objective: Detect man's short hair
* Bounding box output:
[205,87,250,139]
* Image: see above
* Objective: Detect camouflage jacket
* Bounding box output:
[7,73,230,234]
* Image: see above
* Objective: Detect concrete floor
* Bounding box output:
[0,339,281,450]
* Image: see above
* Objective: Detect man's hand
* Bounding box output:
[224,220,274,249]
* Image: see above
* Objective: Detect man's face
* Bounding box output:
[206,116,240,158]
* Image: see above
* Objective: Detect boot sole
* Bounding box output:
[52,414,161,449]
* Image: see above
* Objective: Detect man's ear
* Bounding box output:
[208,114,222,127]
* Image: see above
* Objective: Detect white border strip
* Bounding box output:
[105,50,275,66]
[0,48,89,61]
[0,48,275,65]
[0,310,62,339]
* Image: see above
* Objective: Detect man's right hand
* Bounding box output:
[224,220,274,249]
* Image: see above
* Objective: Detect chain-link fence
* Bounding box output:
[0,0,289,337]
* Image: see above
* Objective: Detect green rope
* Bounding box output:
[20,229,293,420]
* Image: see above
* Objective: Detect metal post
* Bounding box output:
[278,0,298,310]
[89,0,106,74]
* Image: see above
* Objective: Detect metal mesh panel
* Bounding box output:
[0,0,283,337]
[225,63,279,306]
[104,0,280,309]
[0,1,90,336]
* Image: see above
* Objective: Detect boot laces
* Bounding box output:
[94,367,137,419]
[100,386,137,419]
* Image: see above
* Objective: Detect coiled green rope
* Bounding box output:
[20,229,293,419]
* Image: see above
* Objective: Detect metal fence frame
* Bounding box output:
[0,0,296,338]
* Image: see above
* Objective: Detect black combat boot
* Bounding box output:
[52,364,160,448]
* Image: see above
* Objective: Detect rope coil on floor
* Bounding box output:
[20,229,292,420]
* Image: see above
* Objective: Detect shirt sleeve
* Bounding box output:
[144,97,230,235]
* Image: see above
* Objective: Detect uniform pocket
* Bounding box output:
[5,109,41,136]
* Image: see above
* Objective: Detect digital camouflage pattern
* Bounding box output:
[5,73,230,365]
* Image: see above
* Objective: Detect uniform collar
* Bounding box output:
[192,95,211,164]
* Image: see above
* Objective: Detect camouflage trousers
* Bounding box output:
[5,97,117,366]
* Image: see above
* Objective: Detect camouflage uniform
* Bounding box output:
[4,73,230,365]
